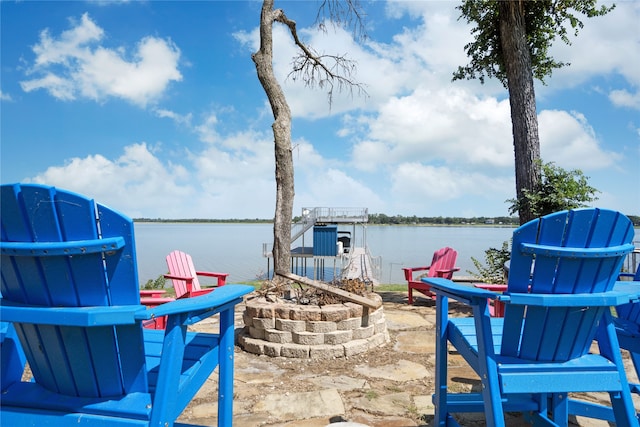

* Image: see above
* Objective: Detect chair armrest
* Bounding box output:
[164,273,196,293]
[0,301,143,326]
[425,278,640,308]
[402,266,430,281]
[501,290,639,307]
[422,278,499,303]
[613,281,640,301]
[140,290,167,298]
[196,271,229,278]
[196,271,229,286]
[135,284,253,324]
[403,267,430,272]
[434,267,460,275]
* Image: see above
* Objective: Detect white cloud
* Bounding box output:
[154,108,193,126]
[21,73,76,100]
[195,112,221,144]
[350,86,513,172]
[21,13,182,107]
[25,137,278,219]
[394,163,513,200]
[389,162,514,215]
[543,2,640,109]
[296,168,385,212]
[609,89,640,110]
[0,90,12,101]
[28,143,194,218]
[538,109,621,169]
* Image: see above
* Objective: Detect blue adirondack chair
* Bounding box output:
[422,208,639,427]
[0,183,253,427]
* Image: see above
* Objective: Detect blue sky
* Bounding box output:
[1,1,638,219]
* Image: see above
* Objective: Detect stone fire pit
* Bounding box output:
[238,291,389,359]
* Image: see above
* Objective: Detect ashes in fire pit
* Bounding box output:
[258,277,370,306]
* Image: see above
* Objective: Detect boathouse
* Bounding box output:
[263,207,381,285]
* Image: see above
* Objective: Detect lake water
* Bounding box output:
[133,223,639,286]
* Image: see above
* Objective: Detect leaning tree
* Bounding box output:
[252,0,365,278]
[454,0,613,224]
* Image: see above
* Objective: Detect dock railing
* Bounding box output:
[290,207,369,243]
[310,207,368,223]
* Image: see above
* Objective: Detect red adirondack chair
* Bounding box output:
[139,294,175,329]
[403,247,459,304]
[165,250,229,299]
[139,287,175,330]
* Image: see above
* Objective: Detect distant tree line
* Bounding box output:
[134,218,272,224]
[136,214,639,227]
[366,214,639,227]
[366,214,519,226]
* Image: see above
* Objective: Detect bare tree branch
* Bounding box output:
[315,0,367,41]
[274,8,368,106]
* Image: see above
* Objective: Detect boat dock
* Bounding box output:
[263,207,381,285]
[341,247,380,286]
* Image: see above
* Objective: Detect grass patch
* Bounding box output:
[375,283,407,292]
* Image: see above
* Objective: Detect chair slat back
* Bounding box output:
[166,250,202,297]
[500,208,634,362]
[0,184,147,398]
[427,247,458,279]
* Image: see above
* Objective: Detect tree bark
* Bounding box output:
[253,0,294,276]
[499,1,541,225]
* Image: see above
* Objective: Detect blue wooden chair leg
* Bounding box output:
[218,306,235,427]
[151,314,187,426]
[549,393,568,424]
[433,294,449,427]
[594,314,638,427]
[473,303,505,427]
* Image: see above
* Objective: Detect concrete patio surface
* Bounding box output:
[180,291,640,427]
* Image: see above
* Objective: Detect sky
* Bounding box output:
[1,0,639,220]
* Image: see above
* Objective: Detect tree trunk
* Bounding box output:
[499,1,541,225]
[252,0,294,276]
